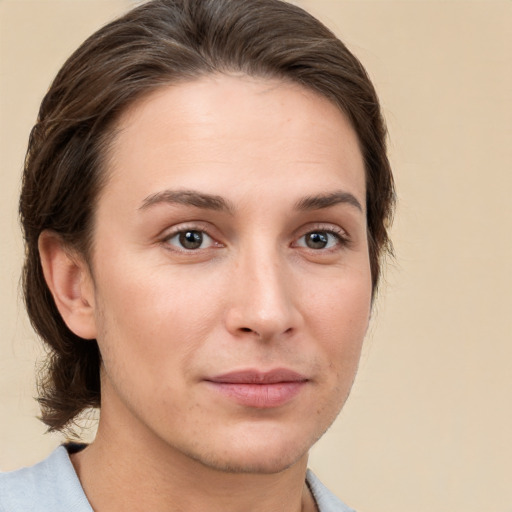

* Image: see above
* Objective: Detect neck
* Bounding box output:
[71,409,317,512]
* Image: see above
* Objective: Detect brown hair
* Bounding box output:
[20,0,395,433]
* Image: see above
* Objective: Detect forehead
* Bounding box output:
[101,74,366,206]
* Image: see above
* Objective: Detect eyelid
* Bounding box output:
[292,223,351,249]
[166,230,214,250]
[160,222,223,251]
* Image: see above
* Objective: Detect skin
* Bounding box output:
[40,74,372,512]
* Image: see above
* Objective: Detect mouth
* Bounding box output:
[204,369,309,408]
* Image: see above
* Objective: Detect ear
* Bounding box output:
[38,230,97,340]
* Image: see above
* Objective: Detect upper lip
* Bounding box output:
[206,368,308,384]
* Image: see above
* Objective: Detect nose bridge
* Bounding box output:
[227,236,298,340]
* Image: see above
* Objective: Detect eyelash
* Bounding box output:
[160,224,350,253]
[294,225,350,252]
[162,223,221,252]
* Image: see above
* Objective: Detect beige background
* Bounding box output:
[1,1,510,511]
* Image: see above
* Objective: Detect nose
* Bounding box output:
[224,246,302,341]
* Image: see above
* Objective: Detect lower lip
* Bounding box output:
[206,381,306,408]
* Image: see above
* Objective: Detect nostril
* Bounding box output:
[240,327,253,333]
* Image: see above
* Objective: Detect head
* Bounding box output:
[20,0,394,452]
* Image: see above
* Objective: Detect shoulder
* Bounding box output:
[0,446,92,512]
[306,469,356,512]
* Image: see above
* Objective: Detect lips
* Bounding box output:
[205,369,308,408]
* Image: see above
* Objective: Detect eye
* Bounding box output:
[166,230,215,250]
[296,230,343,250]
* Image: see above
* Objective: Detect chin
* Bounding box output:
[188,446,307,475]
[179,424,321,475]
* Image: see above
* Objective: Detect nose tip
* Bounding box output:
[227,311,296,342]
[235,315,295,341]
[224,260,300,341]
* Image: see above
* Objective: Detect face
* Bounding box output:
[86,74,371,473]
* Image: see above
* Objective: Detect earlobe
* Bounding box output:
[38,230,97,340]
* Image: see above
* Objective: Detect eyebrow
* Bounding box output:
[139,189,235,213]
[140,188,363,215]
[294,191,364,213]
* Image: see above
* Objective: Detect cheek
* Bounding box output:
[92,254,228,376]
[304,264,372,369]
[295,271,371,435]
